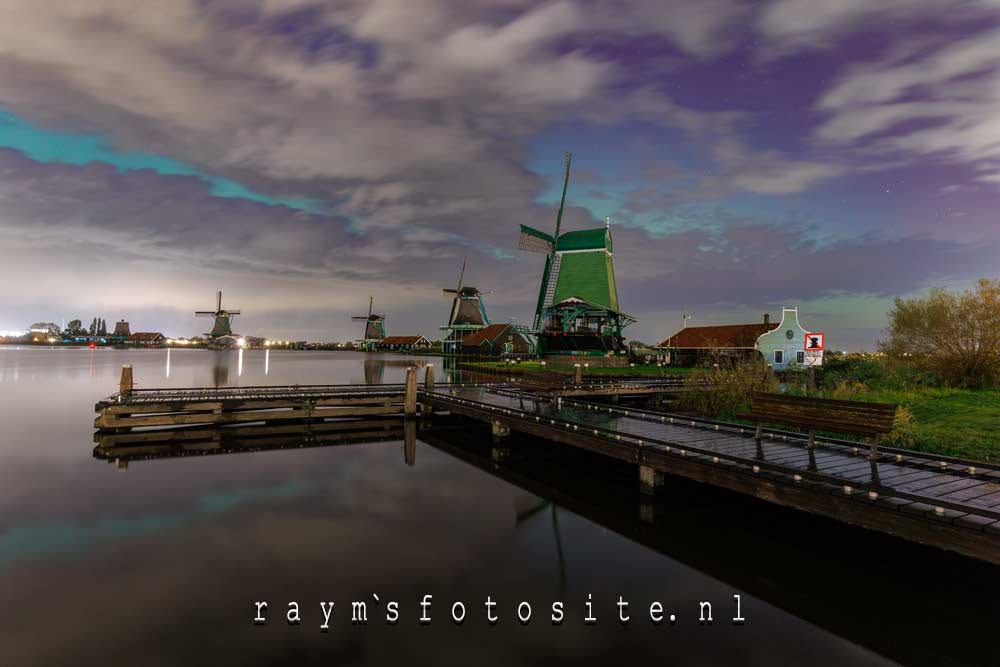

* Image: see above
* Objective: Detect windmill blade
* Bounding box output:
[518,225,554,254]
[216,290,222,312]
[195,311,216,317]
[367,296,373,319]
[457,256,466,292]
[443,288,459,295]
[227,310,241,315]
[351,316,370,321]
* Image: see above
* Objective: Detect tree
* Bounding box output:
[30,322,60,334]
[66,319,83,335]
[98,318,107,336]
[89,318,97,335]
[879,279,1000,388]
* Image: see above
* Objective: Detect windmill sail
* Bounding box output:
[518,225,554,254]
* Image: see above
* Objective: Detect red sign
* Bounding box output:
[804,332,824,351]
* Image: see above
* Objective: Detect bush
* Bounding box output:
[830,379,869,400]
[884,406,918,449]
[673,360,778,419]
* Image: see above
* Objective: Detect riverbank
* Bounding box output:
[457,360,693,378]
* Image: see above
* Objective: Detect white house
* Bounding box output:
[755,307,822,370]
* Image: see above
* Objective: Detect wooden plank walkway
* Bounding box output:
[93,368,690,431]
[421,385,1000,564]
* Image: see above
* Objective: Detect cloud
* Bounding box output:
[757,0,995,54]
[814,23,1000,184]
[0,0,997,349]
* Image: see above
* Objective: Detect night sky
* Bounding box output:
[1,1,998,349]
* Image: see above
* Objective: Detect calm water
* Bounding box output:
[0,348,995,666]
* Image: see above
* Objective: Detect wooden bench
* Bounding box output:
[737,392,898,460]
[518,370,570,393]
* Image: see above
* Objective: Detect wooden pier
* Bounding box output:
[93,365,685,431]
[421,384,1000,564]
[93,365,1000,563]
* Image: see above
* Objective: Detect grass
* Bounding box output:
[667,359,1000,463]
[843,387,1000,462]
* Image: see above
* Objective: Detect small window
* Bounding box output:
[796,350,805,364]
[774,350,783,364]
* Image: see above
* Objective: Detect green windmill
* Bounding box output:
[518,153,635,359]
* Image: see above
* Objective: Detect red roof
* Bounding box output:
[381,335,429,346]
[129,332,164,341]
[461,324,512,347]
[658,323,777,349]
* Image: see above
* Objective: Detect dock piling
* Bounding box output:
[425,364,435,391]
[119,365,133,396]
[404,367,418,417]
[639,464,664,495]
[574,363,581,385]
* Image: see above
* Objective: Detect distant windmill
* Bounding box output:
[352,296,386,351]
[440,257,490,354]
[195,290,241,338]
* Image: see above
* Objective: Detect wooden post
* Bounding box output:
[806,367,816,392]
[574,363,581,385]
[639,465,664,495]
[119,364,133,395]
[754,424,763,445]
[869,434,880,461]
[425,364,435,391]
[807,429,817,449]
[404,367,417,417]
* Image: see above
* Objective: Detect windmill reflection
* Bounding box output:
[364,358,386,385]
[211,352,230,388]
[516,499,568,597]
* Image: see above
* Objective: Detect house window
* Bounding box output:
[796,350,805,364]
[774,350,783,364]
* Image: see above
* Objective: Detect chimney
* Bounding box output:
[763,313,770,325]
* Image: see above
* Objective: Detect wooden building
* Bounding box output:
[658,309,822,369]
[127,332,165,347]
[756,307,822,370]
[377,335,431,351]
[658,314,777,366]
[460,324,535,357]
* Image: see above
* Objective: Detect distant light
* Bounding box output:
[237,337,246,348]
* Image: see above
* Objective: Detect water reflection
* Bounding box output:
[0,349,993,666]
[85,416,998,667]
